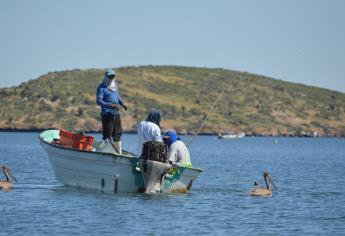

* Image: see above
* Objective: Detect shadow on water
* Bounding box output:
[44,184,192,201]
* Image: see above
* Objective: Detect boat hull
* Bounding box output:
[39,130,202,194]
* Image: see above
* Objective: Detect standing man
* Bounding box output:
[96,69,127,154]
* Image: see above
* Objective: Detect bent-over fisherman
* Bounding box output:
[163,130,192,167]
[137,109,162,157]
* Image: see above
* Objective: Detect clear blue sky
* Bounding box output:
[1,0,344,92]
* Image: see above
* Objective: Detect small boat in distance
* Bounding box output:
[218,132,245,139]
[39,129,202,194]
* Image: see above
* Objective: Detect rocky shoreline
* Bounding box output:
[1,127,343,138]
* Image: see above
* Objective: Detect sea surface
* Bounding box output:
[0,132,345,235]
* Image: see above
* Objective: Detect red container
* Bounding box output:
[59,129,94,151]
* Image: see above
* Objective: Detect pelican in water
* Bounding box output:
[0,165,17,191]
[250,171,277,197]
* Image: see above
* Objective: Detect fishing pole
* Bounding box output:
[186,84,230,147]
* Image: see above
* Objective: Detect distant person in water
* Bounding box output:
[137,108,162,157]
[96,69,127,154]
[163,130,192,167]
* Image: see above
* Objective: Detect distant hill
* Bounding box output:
[0,66,344,137]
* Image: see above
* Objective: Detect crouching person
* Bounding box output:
[137,108,162,157]
[137,109,169,193]
[163,130,192,168]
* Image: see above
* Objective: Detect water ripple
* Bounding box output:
[1,133,345,235]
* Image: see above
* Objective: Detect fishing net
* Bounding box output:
[139,159,170,193]
[141,141,168,163]
[139,142,170,193]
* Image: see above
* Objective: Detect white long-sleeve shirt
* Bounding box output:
[137,121,162,157]
[168,140,192,167]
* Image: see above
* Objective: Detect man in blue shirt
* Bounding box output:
[96,69,127,154]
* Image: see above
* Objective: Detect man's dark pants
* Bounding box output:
[101,113,122,141]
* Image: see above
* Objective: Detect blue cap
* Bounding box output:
[105,69,116,77]
[163,130,179,146]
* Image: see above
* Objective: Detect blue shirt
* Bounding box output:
[96,83,124,116]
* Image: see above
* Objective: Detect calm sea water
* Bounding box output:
[0,132,345,235]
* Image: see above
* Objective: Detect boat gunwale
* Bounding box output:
[39,130,203,172]
[39,134,135,161]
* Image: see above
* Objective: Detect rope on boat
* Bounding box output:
[186,84,230,147]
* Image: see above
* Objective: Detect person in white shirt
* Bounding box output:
[163,130,192,167]
[137,109,162,157]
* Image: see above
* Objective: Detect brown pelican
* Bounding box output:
[250,171,277,197]
[0,165,17,191]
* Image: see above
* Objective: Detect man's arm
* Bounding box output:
[168,144,177,164]
[152,126,162,142]
[96,86,112,108]
[117,86,127,110]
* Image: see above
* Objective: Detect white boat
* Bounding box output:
[39,130,202,194]
[218,132,245,139]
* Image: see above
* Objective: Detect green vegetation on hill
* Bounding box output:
[1,66,345,136]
